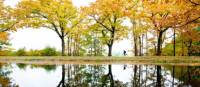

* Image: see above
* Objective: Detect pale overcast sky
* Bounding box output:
[6,0,132,56]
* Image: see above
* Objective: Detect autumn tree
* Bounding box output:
[84,0,131,56]
[0,0,17,32]
[140,0,200,56]
[180,25,200,56]
[162,26,200,56]
[0,0,18,53]
[136,1,200,86]
[66,22,94,56]
[16,0,79,56]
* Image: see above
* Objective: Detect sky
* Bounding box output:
[5,0,133,56]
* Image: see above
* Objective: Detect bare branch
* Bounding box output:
[35,12,62,38]
[92,15,113,32]
[0,22,18,32]
[188,0,200,6]
[173,16,200,28]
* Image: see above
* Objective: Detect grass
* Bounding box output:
[0,56,200,66]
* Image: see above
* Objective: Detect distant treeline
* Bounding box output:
[0,47,60,56]
[0,46,105,56]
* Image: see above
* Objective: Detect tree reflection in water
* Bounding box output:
[0,63,18,87]
[57,64,129,87]
[130,65,200,87]
[56,64,200,87]
[17,63,57,72]
[0,63,191,87]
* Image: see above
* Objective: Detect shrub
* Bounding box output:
[15,48,27,56]
[0,50,8,56]
[27,49,42,56]
[41,47,58,56]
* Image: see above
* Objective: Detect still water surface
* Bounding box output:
[0,63,199,87]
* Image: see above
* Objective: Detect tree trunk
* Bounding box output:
[187,40,192,56]
[108,45,113,56]
[67,36,70,56]
[90,46,93,56]
[57,65,65,87]
[172,28,176,87]
[156,65,161,87]
[154,43,157,55]
[139,65,141,87]
[172,66,175,87]
[139,37,142,56]
[61,37,65,56]
[181,35,184,56]
[73,39,76,56]
[94,37,97,56]
[146,33,148,56]
[134,37,138,56]
[108,65,114,87]
[187,66,191,85]
[58,36,66,87]
[69,36,72,56]
[155,31,166,87]
[173,28,176,56]
[133,65,137,87]
[61,65,65,87]
[145,65,147,87]
[156,31,163,56]
[141,35,144,56]
[139,35,144,56]
[76,41,79,56]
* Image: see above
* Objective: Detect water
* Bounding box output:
[0,63,199,87]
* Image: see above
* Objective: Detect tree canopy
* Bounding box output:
[0,0,199,56]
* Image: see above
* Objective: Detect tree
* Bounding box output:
[83,0,130,56]
[140,0,200,56]
[16,0,79,56]
[130,19,150,56]
[0,32,9,50]
[126,0,150,56]
[0,0,18,33]
[41,46,58,56]
[15,48,27,56]
[0,0,18,53]
[162,26,200,56]
[180,25,200,56]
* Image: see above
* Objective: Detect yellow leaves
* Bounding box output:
[143,0,175,15]
[180,24,200,42]
[138,0,200,32]
[88,0,129,18]
[0,1,18,33]
[0,32,8,42]
[16,0,78,32]
[0,1,11,44]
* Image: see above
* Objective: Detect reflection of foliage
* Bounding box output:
[165,66,200,87]
[130,65,158,87]
[129,65,185,87]
[65,65,105,87]
[61,65,200,87]
[57,64,128,87]
[30,64,57,72]
[16,63,28,70]
[16,63,57,72]
[0,63,18,87]
[41,65,57,72]
[12,64,200,87]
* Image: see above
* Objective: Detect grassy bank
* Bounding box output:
[0,56,199,66]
